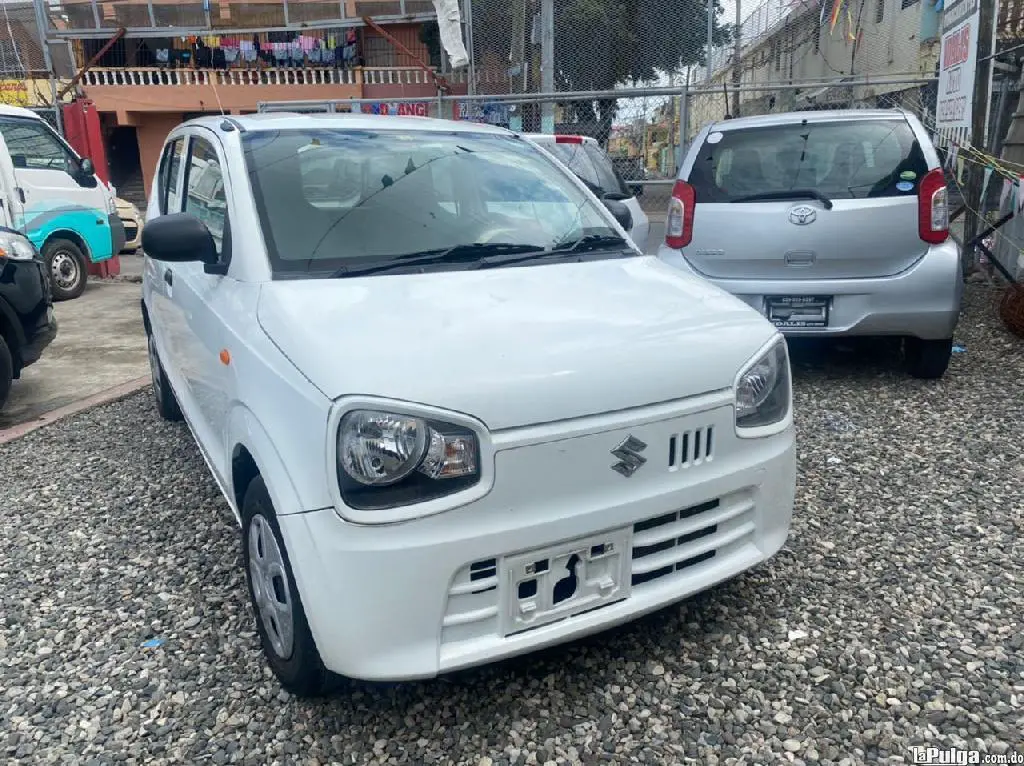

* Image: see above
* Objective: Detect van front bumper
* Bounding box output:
[277,397,796,682]
[657,239,963,340]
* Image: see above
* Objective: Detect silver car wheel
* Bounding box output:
[247,513,295,660]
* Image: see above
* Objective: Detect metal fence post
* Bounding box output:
[540,0,555,133]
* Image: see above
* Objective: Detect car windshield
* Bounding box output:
[687,118,930,203]
[242,128,622,275]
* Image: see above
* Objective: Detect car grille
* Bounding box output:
[667,425,714,469]
[630,492,755,587]
[123,223,138,240]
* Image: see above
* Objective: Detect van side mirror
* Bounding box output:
[80,158,95,176]
[142,213,218,265]
[602,198,633,231]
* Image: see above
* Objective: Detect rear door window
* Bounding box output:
[547,142,602,194]
[688,119,929,203]
[583,142,631,198]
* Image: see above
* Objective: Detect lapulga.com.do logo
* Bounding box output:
[910,747,1023,765]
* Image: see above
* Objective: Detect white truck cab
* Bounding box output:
[140,112,797,697]
[0,105,124,300]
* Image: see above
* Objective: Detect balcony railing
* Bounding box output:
[80,66,473,87]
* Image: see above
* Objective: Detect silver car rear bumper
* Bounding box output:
[656,239,963,340]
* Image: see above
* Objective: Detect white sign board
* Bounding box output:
[935,0,980,143]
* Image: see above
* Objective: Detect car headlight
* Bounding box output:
[337,409,480,510]
[0,231,38,261]
[735,337,791,434]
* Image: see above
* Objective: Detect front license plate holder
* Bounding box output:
[765,295,830,328]
[502,528,632,637]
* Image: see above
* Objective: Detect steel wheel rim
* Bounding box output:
[147,334,163,403]
[50,251,80,291]
[248,514,295,660]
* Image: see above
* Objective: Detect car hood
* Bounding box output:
[256,257,777,430]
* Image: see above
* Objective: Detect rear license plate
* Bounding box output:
[765,295,830,328]
[502,528,632,636]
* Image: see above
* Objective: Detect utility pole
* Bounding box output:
[731,0,742,117]
[540,0,555,133]
[706,0,715,82]
[963,0,997,270]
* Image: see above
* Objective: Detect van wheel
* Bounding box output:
[904,337,953,379]
[241,476,336,698]
[0,335,12,412]
[44,239,88,301]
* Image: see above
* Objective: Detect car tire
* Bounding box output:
[241,476,336,698]
[43,239,88,302]
[146,330,183,422]
[0,335,12,412]
[904,337,953,379]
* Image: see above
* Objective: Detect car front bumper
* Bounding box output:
[657,239,963,340]
[21,304,57,368]
[278,394,796,682]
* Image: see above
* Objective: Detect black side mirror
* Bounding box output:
[142,213,218,265]
[80,158,95,176]
[602,198,633,231]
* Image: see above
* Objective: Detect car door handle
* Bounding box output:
[164,270,173,287]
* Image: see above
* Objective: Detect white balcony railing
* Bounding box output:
[81,66,474,88]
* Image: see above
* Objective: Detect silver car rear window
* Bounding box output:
[687,118,930,203]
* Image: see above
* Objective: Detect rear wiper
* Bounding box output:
[730,189,834,210]
[331,242,544,277]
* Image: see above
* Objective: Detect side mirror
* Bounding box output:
[142,213,218,264]
[80,158,95,176]
[603,198,633,231]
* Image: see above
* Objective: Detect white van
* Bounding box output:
[0,105,124,300]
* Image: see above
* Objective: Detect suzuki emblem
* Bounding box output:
[610,435,648,478]
[788,205,817,225]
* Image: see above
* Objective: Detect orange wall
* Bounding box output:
[82,82,361,115]
[135,113,185,196]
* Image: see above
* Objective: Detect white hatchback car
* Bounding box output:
[525,133,651,253]
[141,112,796,697]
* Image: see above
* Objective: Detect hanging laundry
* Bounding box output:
[981,167,993,203]
[1001,177,1012,210]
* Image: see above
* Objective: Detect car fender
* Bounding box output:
[226,403,313,522]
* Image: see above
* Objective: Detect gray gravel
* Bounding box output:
[2,283,1023,765]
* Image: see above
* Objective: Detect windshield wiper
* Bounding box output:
[331,242,544,277]
[730,189,834,210]
[475,234,633,270]
[550,233,631,254]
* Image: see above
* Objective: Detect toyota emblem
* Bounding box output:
[788,205,817,226]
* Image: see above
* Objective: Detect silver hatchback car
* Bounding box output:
[657,109,962,379]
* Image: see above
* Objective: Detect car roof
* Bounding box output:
[183,112,517,137]
[706,108,910,133]
[0,104,44,120]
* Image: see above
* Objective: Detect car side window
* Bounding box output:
[182,136,230,257]
[157,137,185,214]
[0,117,78,175]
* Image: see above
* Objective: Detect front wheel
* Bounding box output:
[147,331,183,422]
[0,335,12,413]
[43,239,88,301]
[904,337,953,380]
[241,476,335,697]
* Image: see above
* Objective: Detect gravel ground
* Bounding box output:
[2,283,1022,766]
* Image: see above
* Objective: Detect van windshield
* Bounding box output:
[687,118,930,203]
[242,128,621,275]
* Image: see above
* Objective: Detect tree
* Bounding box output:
[472,0,733,140]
